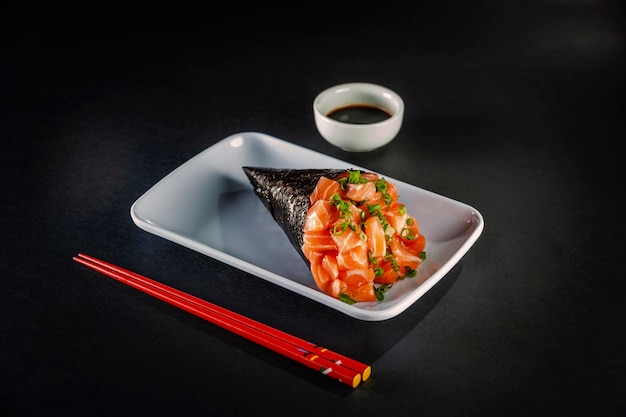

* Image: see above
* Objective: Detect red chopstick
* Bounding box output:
[73,253,370,388]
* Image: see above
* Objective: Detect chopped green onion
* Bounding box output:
[348,170,361,184]
[401,228,415,240]
[339,293,357,305]
[403,266,417,278]
[374,283,393,301]
[375,178,387,193]
[332,222,348,235]
[367,203,381,216]
[346,170,367,184]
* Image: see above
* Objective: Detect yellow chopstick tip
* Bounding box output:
[362,365,372,381]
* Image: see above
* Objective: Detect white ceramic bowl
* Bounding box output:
[313,82,404,152]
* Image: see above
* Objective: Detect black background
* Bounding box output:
[2,1,624,416]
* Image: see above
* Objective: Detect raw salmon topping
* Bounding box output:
[302,170,426,303]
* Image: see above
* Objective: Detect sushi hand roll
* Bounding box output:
[243,167,426,304]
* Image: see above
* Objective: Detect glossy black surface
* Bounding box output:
[2,2,624,416]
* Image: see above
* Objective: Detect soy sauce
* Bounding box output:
[327,105,392,124]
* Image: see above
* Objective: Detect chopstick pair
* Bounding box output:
[73,253,371,388]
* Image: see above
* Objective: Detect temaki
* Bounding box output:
[243,167,427,304]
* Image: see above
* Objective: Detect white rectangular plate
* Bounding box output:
[130,132,484,321]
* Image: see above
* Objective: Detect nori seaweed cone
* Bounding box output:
[243,167,345,263]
